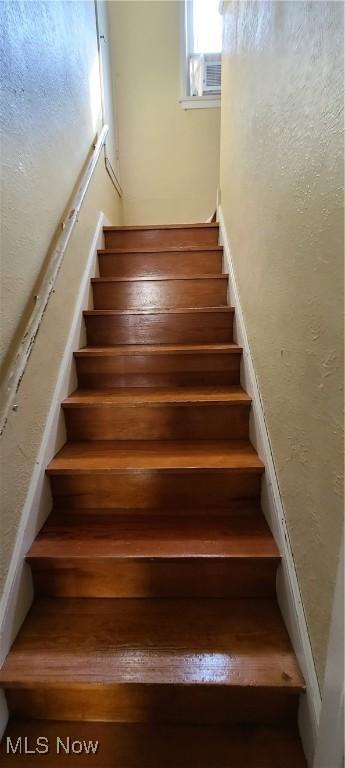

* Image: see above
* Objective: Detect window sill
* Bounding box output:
[179,96,221,110]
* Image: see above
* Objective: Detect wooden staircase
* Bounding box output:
[0,223,306,766]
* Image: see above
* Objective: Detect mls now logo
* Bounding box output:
[6,736,99,756]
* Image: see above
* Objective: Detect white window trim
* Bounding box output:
[179,1,221,110]
[179,96,221,110]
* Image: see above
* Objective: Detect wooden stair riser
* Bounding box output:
[47,500,262,518]
[103,225,219,249]
[98,249,223,277]
[6,686,299,725]
[0,722,308,768]
[84,310,234,346]
[75,349,241,388]
[91,277,228,311]
[63,403,250,441]
[49,470,263,509]
[29,557,278,598]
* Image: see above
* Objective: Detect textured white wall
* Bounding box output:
[0,0,102,369]
[220,0,344,683]
[0,0,122,593]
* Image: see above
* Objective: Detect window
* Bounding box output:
[180,0,222,109]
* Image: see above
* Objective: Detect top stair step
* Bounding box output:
[103,223,219,249]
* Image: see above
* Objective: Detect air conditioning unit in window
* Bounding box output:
[189,53,221,97]
[203,56,222,93]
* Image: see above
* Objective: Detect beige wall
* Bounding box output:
[220,0,344,684]
[0,1,122,591]
[1,0,110,371]
[108,0,220,224]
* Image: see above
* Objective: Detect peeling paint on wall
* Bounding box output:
[0,1,122,592]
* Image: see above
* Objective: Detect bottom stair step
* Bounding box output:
[0,598,303,689]
[0,721,306,766]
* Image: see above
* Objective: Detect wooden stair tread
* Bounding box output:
[91,274,227,283]
[0,721,307,767]
[47,440,264,473]
[28,512,279,559]
[0,598,304,688]
[98,244,224,253]
[75,343,241,356]
[84,306,234,316]
[62,385,251,407]
[104,225,219,250]
[103,223,219,231]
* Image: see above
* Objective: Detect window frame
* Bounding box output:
[179,0,221,110]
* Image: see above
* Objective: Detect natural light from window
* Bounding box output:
[192,0,222,54]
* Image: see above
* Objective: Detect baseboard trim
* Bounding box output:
[0,211,107,740]
[313,541,344,768]
[217,204,321,766]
